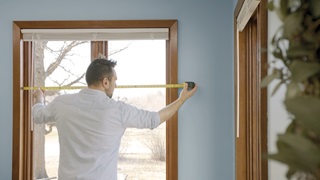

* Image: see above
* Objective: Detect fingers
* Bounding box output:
[185,82,197,92]
[33,88,45,104]
[188,83,197,95]
[184,82,188,90]
[33,88,44,97]
[180,82,197,100]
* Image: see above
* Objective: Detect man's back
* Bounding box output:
[51,88,124,179]
[33,88,160,180]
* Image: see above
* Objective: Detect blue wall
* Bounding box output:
[0,0,234,179]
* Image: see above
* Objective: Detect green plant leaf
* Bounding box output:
[269,148,311,173]
[283,11,303,37]
[261,69,281,87]
[271,80,283,96]
[280,0,288,10]
[279,134,320,157]
[284,95,320,134]
[286,166,298,179]
[269,134,320,173]
[276,138,290,150]
[285,82,302,99]
[273,0,289,22]
[285,120,296,134]
[271,26,284,45]
[268,1,275,11]
[261,74,277,88]
[272,47,284,59]
[310,0,320,18]
[289,61,320,82]
[287,47,313,59]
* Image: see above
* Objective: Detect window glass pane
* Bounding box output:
[33,40,166,180]
[109,40,166,180]
[33,41,90,179]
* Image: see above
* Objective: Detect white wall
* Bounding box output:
[0,0,235,179]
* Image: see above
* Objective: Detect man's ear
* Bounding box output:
[102,77,110,89]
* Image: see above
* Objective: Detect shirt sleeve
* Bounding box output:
[32,100,57,124]
[120,103,160,130]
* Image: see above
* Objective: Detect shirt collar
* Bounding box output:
[80,88,108,97]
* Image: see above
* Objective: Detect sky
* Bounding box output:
[42,40,166,97]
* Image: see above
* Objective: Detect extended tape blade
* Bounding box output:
[21,84,185,91]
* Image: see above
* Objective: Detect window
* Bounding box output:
[32,40,91,179]
[12,20,178,180]
[110,40,166,179]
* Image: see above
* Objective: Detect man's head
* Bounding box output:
[85,57,117,98]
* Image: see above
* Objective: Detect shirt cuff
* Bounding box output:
[151,112,161,129]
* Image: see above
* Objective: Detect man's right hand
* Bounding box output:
[178,82,197,102]
[33,88,45,104]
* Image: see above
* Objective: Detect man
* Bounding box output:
[32,57,197,180]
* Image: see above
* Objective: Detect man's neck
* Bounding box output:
[88,84,104,92]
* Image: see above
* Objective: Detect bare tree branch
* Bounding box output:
[63,73,86,87]
[59,64,76,76]
[109,42,132,57]
[45,41,87,77]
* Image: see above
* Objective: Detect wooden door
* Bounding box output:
[234,0,268,179]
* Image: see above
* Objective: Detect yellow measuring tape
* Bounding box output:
[21,82,195,91]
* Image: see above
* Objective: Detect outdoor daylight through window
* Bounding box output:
[32,40,166,180]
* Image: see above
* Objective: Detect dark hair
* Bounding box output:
[85,56,117,86]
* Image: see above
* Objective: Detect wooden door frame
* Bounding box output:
[12,20,178,180]
[234,1,268,179]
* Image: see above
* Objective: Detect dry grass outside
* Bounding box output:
[142,131,166,161]
[118,154,165,180]
[118,127,166,180]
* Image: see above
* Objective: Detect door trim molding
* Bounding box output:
[12,20,178,180]
[234,1,268,179]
